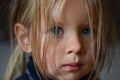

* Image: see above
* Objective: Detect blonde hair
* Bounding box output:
[4,0,117,80]
[4,46,26,80]
[4,0,35,80]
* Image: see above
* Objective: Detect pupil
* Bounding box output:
[82,28,90,36]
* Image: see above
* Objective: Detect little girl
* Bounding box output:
[4,0,117,80]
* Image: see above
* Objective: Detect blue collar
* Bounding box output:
[27,56,45,80]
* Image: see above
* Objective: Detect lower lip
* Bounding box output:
[63,65,82,71]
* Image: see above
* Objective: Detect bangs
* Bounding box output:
[31,0,66,79]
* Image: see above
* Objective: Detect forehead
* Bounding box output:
[51,0,89,26]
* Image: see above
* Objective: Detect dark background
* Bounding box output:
[0,0,11,41]
[0,0,120,80]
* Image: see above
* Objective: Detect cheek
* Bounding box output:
[48,38,65,57]
[83,57,95,77]
[83,38,96,55]
[46,40,65,65]
[82,49,95,76]
[82,39,96,66]
[86,46,96,71]
[43,40,65,76]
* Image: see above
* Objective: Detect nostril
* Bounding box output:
[65,48,74,54]
[66,46,82,54]
[68,51,73,54]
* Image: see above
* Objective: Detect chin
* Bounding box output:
[57,73,81,80]
[59,77,80,80]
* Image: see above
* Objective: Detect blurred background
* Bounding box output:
[0,0,11,80]
[0,0,120,80]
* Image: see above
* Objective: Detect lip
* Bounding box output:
[62,63,83,71]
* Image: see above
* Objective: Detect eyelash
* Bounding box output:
[50,26,64,36]
[50,26,91,37]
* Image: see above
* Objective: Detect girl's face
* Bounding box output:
[36,0,96,80]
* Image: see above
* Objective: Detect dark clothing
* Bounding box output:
[16,57,45,80]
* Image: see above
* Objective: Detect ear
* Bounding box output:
[14,23,32,53]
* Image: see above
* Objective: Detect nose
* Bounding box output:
[65,34,82,54]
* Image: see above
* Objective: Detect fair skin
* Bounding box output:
[15,0,96,80]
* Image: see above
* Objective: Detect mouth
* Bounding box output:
[62,63,83,72]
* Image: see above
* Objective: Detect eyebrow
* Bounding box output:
[52,18,63,27]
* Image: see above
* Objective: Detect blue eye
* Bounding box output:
[50,26,64,36]
[82,28,90,36]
